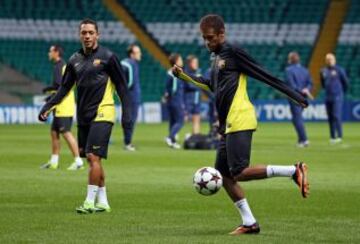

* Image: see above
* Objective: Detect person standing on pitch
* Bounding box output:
[121,44,142,151]
[321,53,348,144]
[40,44,84,170]
[203,67,218,132]
[285,51,313,147]
[183,55,202,135]
[38,19,132,214]
[172,14,310,235]
[164,53,185,149]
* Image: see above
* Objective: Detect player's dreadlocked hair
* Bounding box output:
[200,14,225,34]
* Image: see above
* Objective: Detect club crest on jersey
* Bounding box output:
[93,59,101,66]
[218,59,226,69]
[331,70,337,76]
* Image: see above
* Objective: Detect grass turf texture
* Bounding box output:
[0,122,359,243]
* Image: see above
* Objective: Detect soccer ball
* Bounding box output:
[193,167,223,196]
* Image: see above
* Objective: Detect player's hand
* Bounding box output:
[172,65,183,77]
[294,90,309,108]
[301,88,309,94]
[38,111,49,122]
[301,88,314,100]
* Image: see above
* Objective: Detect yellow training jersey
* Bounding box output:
[54,64,75,117]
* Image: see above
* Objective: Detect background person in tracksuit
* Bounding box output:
[164,53,185,149]
[285,52,313,147]
[203,67,218,133]
[121,44,142,151]
[320,53,348,144]
[183,55,202,135]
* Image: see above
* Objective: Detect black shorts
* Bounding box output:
[215,130,253,178]
[51,117,73,133]
[78,122,113,159]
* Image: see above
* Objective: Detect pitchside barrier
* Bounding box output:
[0,100,359,124]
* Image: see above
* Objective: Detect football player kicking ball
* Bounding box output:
[172,14,310,235]
[38,19,132,214]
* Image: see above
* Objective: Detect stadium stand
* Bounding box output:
[120,0,326,23]
[120,0,328,99]
[4,0,356,102]
[0,0,163,102]
[337,0,360,99]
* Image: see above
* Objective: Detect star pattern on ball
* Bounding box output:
[199,167,209,175]
[194,167,223,196]
[197,179,208,190]
[211,174,221,184]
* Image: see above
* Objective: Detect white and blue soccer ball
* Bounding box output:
[193,167,223,196]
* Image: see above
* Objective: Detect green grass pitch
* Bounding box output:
[0,122,359,243]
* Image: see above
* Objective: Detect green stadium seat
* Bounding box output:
[0,0,333,102]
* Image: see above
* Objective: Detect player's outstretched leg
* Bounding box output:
[225,162,309,235]
[234,163,310,198]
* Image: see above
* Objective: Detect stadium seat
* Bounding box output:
[0,0,332,101]
[0,0,165,102]
[336,0,360,99]
[120,0,328,99]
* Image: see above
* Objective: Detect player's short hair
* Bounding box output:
[127,44,138,57]
[200,14,225,34]
[169,53,181,66]
[326,53,336,59]
[288,51,300,64]
[79,18,98,33]
[186,54,197,63]
[52,44,64,57]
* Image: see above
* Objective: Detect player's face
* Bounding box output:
[201,27,224,52]
[188,58,199,71]
[325,54,336,67]
[48,46,57,61]
[131,46,142,61]
[176,56,183,67]
[79,24,99,51]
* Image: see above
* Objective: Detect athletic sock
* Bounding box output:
[234,198,257,226]
[97,186,109,206]
[266,165,296,177]
[50,154,59,164]
[75,157,83,166]
[85,185,99,204]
